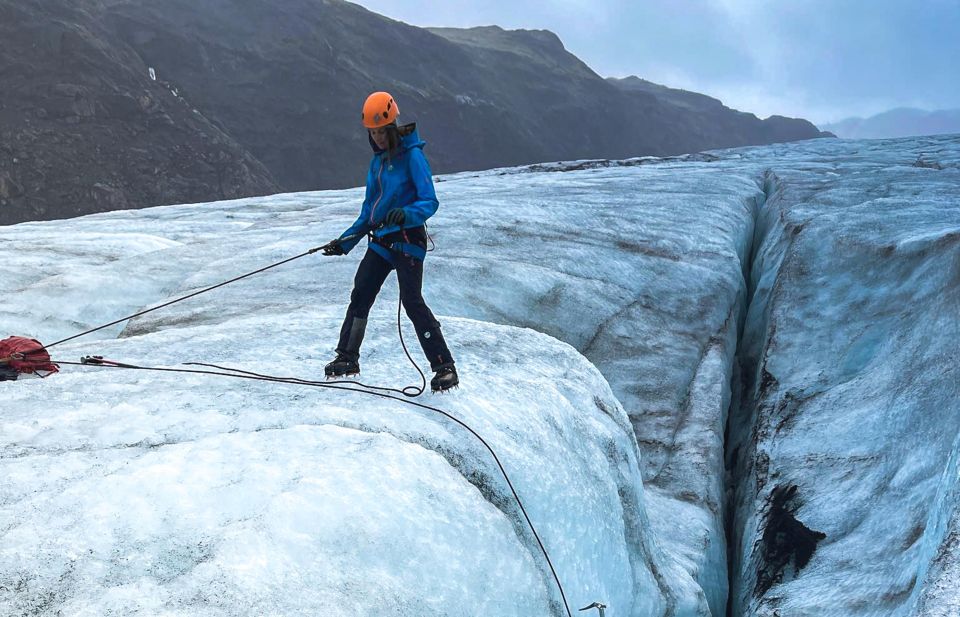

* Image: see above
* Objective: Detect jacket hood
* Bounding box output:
[368,122,425,154]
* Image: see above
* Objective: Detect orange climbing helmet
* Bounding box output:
[362,91,399,128]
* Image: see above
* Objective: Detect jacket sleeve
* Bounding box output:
[338,160,375,254]
[402,147,439,227]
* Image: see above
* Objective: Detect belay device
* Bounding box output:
[0,336,59,381]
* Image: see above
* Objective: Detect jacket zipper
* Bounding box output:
[369,158,385,226]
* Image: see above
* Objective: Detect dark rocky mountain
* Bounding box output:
[0,0,279,225]
[0,0,830,225]
[606,75,830,150]
[820,107,960,139]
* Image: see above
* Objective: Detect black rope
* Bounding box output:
[44,247,325,349]
[42,228,371,351]
[185,297,427,397]
[54,356,574,617]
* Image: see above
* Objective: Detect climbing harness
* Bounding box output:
[3,232,603,617]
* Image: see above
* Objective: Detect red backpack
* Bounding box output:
[0,337,59,380]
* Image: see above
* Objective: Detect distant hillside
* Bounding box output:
[606,75,829,147]
[820,108,960,139]
[0,0,278,225]
[0,0,830,225]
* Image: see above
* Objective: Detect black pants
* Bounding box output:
[337,247,454,371]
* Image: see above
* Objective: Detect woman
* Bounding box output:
[322,91,458,392]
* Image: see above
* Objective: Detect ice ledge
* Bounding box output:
[1,312,685,616]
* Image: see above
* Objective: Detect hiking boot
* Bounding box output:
[325,353,359,378]
[430,365,459,392]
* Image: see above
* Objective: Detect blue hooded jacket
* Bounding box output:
[338,123,438,261]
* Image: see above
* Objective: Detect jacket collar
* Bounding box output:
[368,123,424,155]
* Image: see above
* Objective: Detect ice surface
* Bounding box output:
[3,146,756,615]
[2,134,959,616]
[1,310,670,615]
[4,154,764,614]
[726,135,960,616]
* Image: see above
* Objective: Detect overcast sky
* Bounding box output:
[353,0,959,126]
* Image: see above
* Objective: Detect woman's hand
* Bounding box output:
[321,239,346,256]
[385,208,405,226]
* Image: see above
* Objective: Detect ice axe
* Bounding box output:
[580,602,607,616]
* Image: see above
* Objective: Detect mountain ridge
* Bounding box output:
[820,107,960,139]
[0,0,830,225]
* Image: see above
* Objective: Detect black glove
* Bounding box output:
[385,208,405,227]
[321,239,345,256]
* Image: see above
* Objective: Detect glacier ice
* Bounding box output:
[2,134,959,616]
[727,136,960,616]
